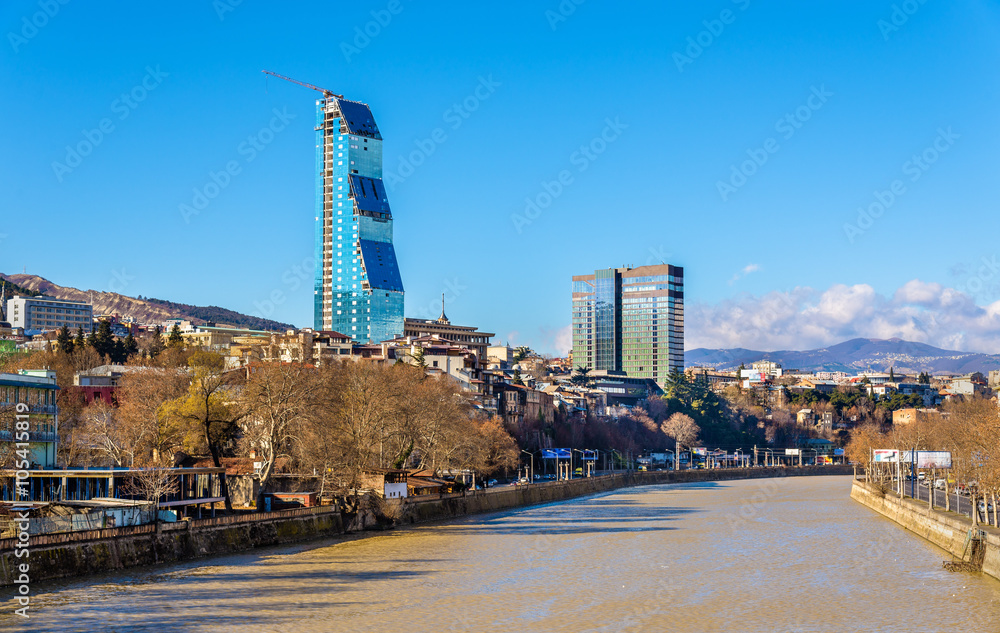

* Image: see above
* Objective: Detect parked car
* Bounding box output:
[934,479,947,490]
[978,501,994,513]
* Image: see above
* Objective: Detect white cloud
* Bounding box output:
[687,279,1000,353]
[728,263,760,285]
[533,324,572,357]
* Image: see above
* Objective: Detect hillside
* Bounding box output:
[0,278,42,299]
[1,273,294,331]
[687,337,1000,375]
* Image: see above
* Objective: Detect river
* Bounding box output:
[2,475,998,632]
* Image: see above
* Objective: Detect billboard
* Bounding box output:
[901,451,953,468]
[691,448,707,456]
[541,449,571,459]
[873,449,899,463]
[581,450,598,461]
[916,451,952,469]
[817,455,833,465]
[785,449,800,456]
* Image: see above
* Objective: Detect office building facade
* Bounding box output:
[6,296,93,334]
[571,264,684,386]
[314,94,404,343]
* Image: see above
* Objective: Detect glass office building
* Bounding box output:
[314,94,404,343]
[571,264,684,386]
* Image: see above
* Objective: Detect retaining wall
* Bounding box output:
[0,507,344,587]
[850,480,1000,581]
[400,465,854,524]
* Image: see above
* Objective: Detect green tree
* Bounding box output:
[167,323,184,348]
[148,325,165,358]
[57,325,74,355]
[512,368,524,385]
[90,320,115,359]
[111,339,127,364]
[74,326,86,350]
[123,332,139,359]
[570,366,592,387]
[513,346,532,363]
[889,367,896,382]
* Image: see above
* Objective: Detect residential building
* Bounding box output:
[944,373,990,398]
[571,264,684,387]
[892,407,945,426]
[797,378,838,394]
[0,370,59,468]
[989,370,1000,390]
[687,368,739,392]
[487,344,515,368]
[752,360,783,379]
[314,91,404,344]
[386,334,478,381]
[6,295,93,334]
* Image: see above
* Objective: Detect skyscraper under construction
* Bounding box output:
[312,92,404,342]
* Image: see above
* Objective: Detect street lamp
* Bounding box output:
[520,450,534,484]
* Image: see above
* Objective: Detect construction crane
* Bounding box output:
[261,70,343,99]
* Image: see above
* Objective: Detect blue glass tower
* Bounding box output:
[314,95,404,342]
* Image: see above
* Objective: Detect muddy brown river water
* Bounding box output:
[2,475,998,632]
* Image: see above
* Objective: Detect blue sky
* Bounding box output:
[3,1,1000,355]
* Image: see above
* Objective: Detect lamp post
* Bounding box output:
[520,450,534,484]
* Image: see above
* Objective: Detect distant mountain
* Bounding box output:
[686,337,1000,375]
[1,273,294,332]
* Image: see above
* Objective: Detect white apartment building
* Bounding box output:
[6,296,93,333]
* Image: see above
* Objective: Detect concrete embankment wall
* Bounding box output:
[400,465,855,524]
[0,466,852,587]
[850,480,1000,581]
[0,507,344,587]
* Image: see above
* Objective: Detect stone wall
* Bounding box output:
[0,507,344,587]
[399,465,854,524]
[850,480,1000,581]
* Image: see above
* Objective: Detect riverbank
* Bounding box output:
[850,479,1000,581]
[1,465,853,587]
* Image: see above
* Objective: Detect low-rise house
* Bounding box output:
[361,468,409,499]
[892,407,946,426]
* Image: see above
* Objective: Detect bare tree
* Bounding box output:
[238,362,314,507]
[662,413,700,471]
